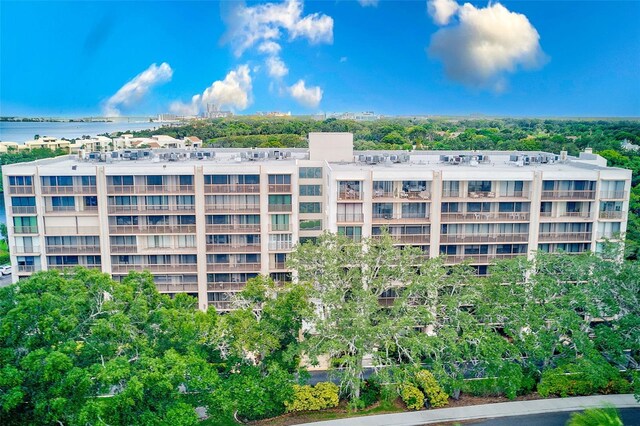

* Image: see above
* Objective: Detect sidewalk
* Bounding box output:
[298,394,639,426]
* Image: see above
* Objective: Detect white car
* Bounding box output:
[0,266,12,276]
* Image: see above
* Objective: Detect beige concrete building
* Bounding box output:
[3,133,631,311]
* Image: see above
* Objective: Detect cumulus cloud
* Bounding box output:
[427,0,458,25]
[427,1,547,91]
[258,41,282,55]
[358,0,379,7]
[103,62,172,116]
[288,79,322,108]
[266,56,289,78]
[170,65,252,115]
[224,0,333,57]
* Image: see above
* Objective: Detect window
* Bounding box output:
[299,167,322,179]
[84,196,98,207]
[146,195,168,209]
[337,226,362,241]
[240,175,259,185]
[112,176,134,185]
[178,235,196,248]
[268,175,291,184]
[51,196,75,207]
[43,176,73,186]
[9,176,33,186]
[373,203,393,218]
[178,215,196,225]
[113,196,137,206]
[179,175,193,185]
[299,202,321,213]
[115,216,138,225]
[11,197,35,206]
[499,202,528,213]
[268,195,292,205]
[147,215,168,225]
[467,202,491,213]
[300,185,322,196]
[300,219,322,231]
[81,176,96,186]
[205,175,229,185]
[271,214,290,230]
[146,175,164,186]
[299,236,318,245]
[441,203,459,213]
[177,195,195,208]
[401,203,427,218]
[501,180,524,196]
[468,181,492,193]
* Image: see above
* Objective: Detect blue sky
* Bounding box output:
[1,0,639,117]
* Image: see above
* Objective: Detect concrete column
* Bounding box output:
[194,165,208,311]
[95,165,112,274]
[430,171,442,258]
[527,172,542,260]
[34,166,45,272]
[260,166,270,276]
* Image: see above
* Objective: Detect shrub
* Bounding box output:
[285,382,340,412]
[400,384,424,411]
[567,406,623,426]
[415,370,448,408]
[359,378,381,408]
[537,358,622,398]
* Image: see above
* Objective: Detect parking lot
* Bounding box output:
[0,273,13,288]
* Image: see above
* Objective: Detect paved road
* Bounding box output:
[466,408,640,426]
[0,273,12,288]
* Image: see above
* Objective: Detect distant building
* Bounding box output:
[324,111,381,121]
[205,104,233,119]
[157,114,179,122]
[621,139,639,151]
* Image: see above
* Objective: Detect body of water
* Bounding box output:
[0,120,163,142]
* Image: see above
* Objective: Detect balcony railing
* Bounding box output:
[371,234,431,244]
[440,233,529,243]
[599,211,624,219]
[268,184,292,193]
[207,282,246,292]
[541,190,596,200]
[270,223,291,232]
[206,243,262,253]
[373,190,431,200]
[208,300,233,311]
[440,212,530,222]
[539,211,592,220]
[599,190,626,199]
[597,232,620,240]
[11,206,36,214]
[111,264,198,273]
[205,224,261,233]
[8,186,34,194]
[269,261,287,269]
[443,253,523,264]
[45,226,100,235]
[268,204,292,212]
[269,241,293,251]
[46,245,101,254]
[155,283,199,292]
[107,185,194,194]
[467,191,496,198]
[442,190,460,198]
[338,190,363,201]
[206,204,260,213]
[499,191,530,199]
[205,184,260,193]
[41,185,97,194]
[12,245,40,254]
[12,226,38,234]
[109,224,197,234]
[17,265,40,273]
[337,213,364,223]
[49,264,102,271]
[207,263,261,272]
[45,206,76,213]
[110,244,138,253]
[538,232,592,242]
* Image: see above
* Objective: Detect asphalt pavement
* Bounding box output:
[0,273,13,288]
[467,408,640,426]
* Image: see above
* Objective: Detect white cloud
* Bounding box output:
[427,0,458,25]
[225,0,333,57]
[358,0,379,7]
[427,1,547,91]
[288,79,322,108]
[170,65,253,115]
[103,62,172,116]
[266,56,289,78]
[258,41,282,55]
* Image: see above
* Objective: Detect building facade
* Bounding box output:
[3,133,631,311]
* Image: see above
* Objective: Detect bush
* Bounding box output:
[285,382,340,412]
[567,406,623,426]
[359,378,381,408]
[415,370,448,408]
[400,384,424,411]
[537,358,622,398]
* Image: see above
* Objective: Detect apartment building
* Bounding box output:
[3,132,631,311]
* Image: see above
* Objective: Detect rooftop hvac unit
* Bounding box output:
[389,154,399,163]
[365,155,374,164]
[358,154,366,162]
[560,151,568,162]
[284,151,292,158]
[168,153,178,162]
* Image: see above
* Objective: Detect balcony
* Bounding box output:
[46,245,101,254]
[111,264,198,273]
[440,212,530,222]
[155,283,199,292]
[270,223,291,232]
[338,190,362,201]
[467,191,496,199]
[206,204,260,213]
[12,226,38,234]
[11,206,36,214]
[269,261,287,269]
[440,233,529,243]
[268,184,292,193]
[208,300,233,311]
[269,241,293,251]
[205,184,260,193]
[17,265,40,273]
[41,185,97,195]
[206,224,261,233]
[110,244,138,253]
[12,245,40,254]
[499,191,530,199]
[541,190,595,200]
[207,263,261,272]
[539,211,592,220]
[373,190,431,200]
[337,213,364,223]
[371,234,431,244]
[45,206,77,213]
[207,282,246,292]
[49,264,102,271]
[109,224,196,234]
[600,190,626,199]
[443,253,522,264]
[107,185,194,194]
[268,204,292,212]
[442,190,460,198]
[599,211,624,219]
[8,186,34,195]
[206,243,261,253]
[538,232,592,242]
